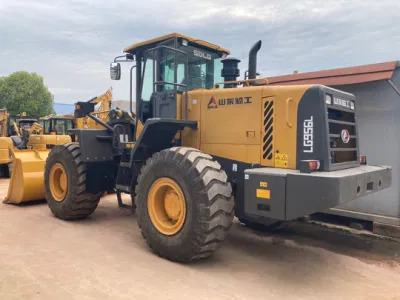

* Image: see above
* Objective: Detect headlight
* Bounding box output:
[325,94,332,105]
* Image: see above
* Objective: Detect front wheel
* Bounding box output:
[135,147,234,262]
[44,143,101,220]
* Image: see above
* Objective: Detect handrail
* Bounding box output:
[129,65,137,115]
[214,78,268,88]
[154,81,187,88]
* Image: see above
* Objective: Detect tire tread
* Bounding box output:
[136,147,234,262]
[45,142,100,220]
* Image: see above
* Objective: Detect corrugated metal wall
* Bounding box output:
[331,69,400,223]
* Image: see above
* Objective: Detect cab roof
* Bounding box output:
[123,32,230,55]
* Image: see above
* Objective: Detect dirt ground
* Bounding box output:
[0,178,399,300]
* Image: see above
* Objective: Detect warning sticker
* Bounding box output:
[259,181,268,188]
[275,153,289,168]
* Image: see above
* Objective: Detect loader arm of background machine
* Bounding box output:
[90,88,112,113]
[75,89,113,129]
[28,123,44,135]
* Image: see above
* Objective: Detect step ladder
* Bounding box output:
[115,140,136,211]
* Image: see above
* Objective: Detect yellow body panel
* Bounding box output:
[181,85,311,168]
[27,134,72,150]
[4,150,49,204]
[181,93,200,149]
[0,137,13,164]
[0,110,9,137]
[135,119,144,140]
[260,85,310,169]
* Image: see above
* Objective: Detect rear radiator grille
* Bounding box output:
[263,100,274,160]
[327,106,358,165]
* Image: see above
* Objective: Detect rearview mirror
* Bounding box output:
[110,62,121,80]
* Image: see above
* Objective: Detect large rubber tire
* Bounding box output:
[0,163,10,178]
[135,147,234,262]
[7,163,12,178]
[44,143,101,220]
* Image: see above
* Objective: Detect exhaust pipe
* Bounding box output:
[248,40,262,81]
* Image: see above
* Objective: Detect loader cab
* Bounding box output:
[7,116,37,136]
[112,33,230,124]
[40,117,74,135]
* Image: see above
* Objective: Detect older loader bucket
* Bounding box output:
[4,149,50,204]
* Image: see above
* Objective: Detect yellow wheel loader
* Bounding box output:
[4,118,72,204]
[0,110,39,177]
[43,33,391,262]
[4,96,113,203]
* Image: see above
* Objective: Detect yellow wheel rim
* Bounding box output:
[147,177,186,235]
[49,163,68,202]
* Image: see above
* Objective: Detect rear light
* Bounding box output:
[360,155,367,165]
[300,160,321,173]
[309,160,321,171]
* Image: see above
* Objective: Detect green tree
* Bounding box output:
[0,71,55,119]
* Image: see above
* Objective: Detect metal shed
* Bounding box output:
[267,61,400,232]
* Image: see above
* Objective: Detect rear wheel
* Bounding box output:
[44,143,101,220]
[135,147,234,262]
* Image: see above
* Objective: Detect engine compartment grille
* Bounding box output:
[327,104,359,168]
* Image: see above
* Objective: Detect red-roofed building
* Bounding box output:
[267,61,398,87]
[268,61,400,231]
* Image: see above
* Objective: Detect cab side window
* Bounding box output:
[141,58,154,102]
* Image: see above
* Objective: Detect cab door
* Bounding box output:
[140,46,187,121]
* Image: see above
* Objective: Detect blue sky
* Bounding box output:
[0,0,399,103]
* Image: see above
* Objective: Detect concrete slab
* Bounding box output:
[374,222,400,239]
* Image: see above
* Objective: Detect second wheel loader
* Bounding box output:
[4,118,72,204]
[4,89,115,204]
[0,110,40,177]
[43,33,391,262]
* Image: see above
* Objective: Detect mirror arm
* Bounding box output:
[114,54,135,63]
[114,55,127,62]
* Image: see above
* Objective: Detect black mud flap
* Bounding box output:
[69,129,114,162]
[68,129,117,194]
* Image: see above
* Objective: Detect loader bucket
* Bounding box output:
[4,149,50,204]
